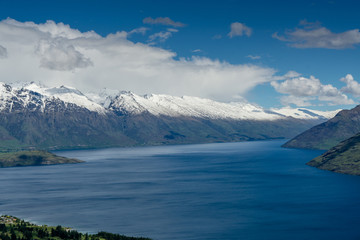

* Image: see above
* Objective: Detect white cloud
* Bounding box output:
[0,45,7,58]
[280,96,313,107]
[228,22,252,38]
[271,74,355,106]
[148,31,173,43]
[273,21,360,49]
[167,28,178,33]
[35,39,93,71]
[128,27,149,36]
[143,17,185,27]
[282,71,301,79]
[147,28,179,44]
[299,19,322,29]
[271,76,322,97]
[340,74,360,96]
[0,18,277,101]
[192,49,201,53]
[246,55,261,60]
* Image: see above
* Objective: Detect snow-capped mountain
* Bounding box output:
[0,82,104,113]
[0,82,340,120]
[92,90,340,121]
[0,82,343,151]
[24,82,105,113]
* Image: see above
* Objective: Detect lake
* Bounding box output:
[0,140,360,240]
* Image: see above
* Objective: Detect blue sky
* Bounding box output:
[0,0,360,110]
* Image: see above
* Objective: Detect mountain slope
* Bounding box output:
[0,82,340,151]
[0,82,134,150]
[283,105,360,150]
[307,132,360,175]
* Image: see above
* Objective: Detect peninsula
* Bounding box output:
[0,151,83,168]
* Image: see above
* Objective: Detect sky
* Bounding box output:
[0,0,360,110]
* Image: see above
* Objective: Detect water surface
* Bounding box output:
[0,140,359,240]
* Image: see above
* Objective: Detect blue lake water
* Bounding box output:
[1,140,360,240]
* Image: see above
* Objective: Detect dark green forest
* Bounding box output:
[0,216,151,240]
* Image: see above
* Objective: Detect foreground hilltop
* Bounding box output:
[0,82,339,151]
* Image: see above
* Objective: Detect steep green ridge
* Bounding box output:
[0,215,151,240]
[307,132,360,175]
[283,105,360,150]
[0,151,83,168]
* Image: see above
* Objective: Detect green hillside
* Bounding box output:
[307,132,360,175]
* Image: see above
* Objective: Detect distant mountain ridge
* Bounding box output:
[93,89,339,121]
[0,81,339,120]
[0,82,340,151]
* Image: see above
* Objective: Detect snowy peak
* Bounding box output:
[0,82,341,120]
[0,82,105,113]
[0,82,45,112]
[103,91,340,120]
[23,83,105,113]
[106,91,148,115]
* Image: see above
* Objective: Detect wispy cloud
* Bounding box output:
[228,22,252,38]
[128,27,149,36]
[192,49,202,53]
[0,18,277,102]
[147,28,179,44]
[273,20,360,49]
[148,31,173,43]
[246,55,261,60]
[143,17,185,27]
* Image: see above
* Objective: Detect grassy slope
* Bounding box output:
[307,132,360,175]
[0,151,83,168]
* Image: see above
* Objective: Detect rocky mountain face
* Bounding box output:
[0,82,339,151]
[283,105,360,150]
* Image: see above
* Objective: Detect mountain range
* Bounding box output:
[0,82,340,151]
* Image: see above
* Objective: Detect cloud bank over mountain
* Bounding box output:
[0,18,359,107]
[0,18,277,101]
